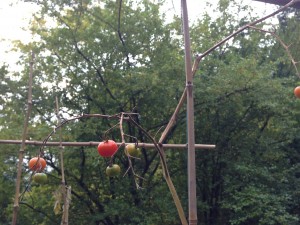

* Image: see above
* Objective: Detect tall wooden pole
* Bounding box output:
[12,52,35,225]
[56,97,70,225]
[181,0,197,224]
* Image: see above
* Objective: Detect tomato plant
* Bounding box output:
[33,172,48,184]
[106,164,121,177]
[97,140,118,157]
[28,157,47,171]
[294,86,300,98]
[124,143,141,157]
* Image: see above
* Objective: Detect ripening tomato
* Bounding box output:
[28,157,47,171]
[33,172,48,184]
[97,140,118,157]
[294,86,300,98]
[106,164,121,177]
[124,143,141,157]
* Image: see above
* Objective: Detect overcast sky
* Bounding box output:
[0,0,275,68]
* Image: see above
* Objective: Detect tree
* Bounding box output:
[2,0,187,224]
[188,1,300,224]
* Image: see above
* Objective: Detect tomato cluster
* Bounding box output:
[28,157,48,184]
[97,140,142,177]
[97,140,120,177]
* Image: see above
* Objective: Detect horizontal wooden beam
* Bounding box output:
[253,0,300,9]
[0,140,215,150]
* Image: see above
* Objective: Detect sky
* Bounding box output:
[0,0,276,69]
[0,0,39,68]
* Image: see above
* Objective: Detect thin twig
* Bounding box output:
[19,171,35,202]
[38,113,126,154]
[197,0,300,62]
[119,113,142,189]
[248,25,299,77]
[20,202,59,224]
[117,0,130,67]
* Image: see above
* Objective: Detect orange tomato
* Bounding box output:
[28,157,47,171]
[294,86,300,98]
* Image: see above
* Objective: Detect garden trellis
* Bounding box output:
[0,0,299,225]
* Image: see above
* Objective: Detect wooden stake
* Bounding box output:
[181,0,197,224]
[56,97,70,225]
[11,52,35,225]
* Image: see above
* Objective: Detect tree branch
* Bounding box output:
[20,202,59,224]
[248,25,300,77]
[197,0,300,62]
[117,0,131,68]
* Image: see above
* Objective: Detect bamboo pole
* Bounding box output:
[0,140,215,149]
[181,0,197,224]
[64,186,71,223]
[56,97,70,225]
[11,52,35,225]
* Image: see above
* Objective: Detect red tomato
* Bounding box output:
[97,140,118,157]
[294,86,300,98]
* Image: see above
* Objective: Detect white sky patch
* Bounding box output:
[0,0,39,68]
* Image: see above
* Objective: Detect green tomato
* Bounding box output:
[106,164,121,177]
[33,173,48,184]
[124,144,141,157]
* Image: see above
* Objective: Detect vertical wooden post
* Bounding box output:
[181,0,197,224]
[12,52,35,225]
[56,97,70,225]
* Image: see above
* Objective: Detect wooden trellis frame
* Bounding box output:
[1,0,299,225]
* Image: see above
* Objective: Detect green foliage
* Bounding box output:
[1,0,300,224]
[188,2,300,224]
